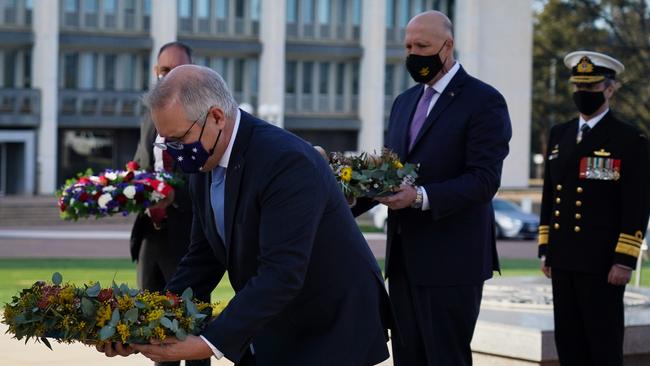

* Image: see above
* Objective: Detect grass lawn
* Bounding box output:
[1,258,649,305]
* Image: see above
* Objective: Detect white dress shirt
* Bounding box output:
[578,108,608,140]
[419,62,461,211]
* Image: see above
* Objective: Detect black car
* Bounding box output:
[493,198,539,240]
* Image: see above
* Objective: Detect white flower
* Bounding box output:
[104,172,118,180]
[123,185,136,199]
[103,186,116,193]
[90,176,100,183]
[98,193,112,208]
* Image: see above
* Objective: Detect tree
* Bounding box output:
[532,0,650,160]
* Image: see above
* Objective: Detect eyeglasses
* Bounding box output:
[154,116,201,150]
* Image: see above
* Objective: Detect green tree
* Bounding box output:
[532,0,650,160]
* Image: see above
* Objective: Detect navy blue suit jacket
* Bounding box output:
[166,111,390,365]
[358,66,511,286]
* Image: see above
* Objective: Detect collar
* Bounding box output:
[579,108,609,130]
[217,109,241,169]
[424,61,460,94]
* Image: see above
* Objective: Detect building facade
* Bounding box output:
[0,0,531,195]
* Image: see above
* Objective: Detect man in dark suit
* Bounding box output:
[353,11,511,366]
[538,50,649,366]
[130,42,210,366]
[105,64,391,366]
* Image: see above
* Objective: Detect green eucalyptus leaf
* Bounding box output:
[51,272,63,286]
[174,328,187,341]
[159,317,173,330]
[99,325,115,341]
[124,308,139,323]
[81,298,96,317]
[85,282,101,297]
[109,308,120,326]
[181,288,193,301]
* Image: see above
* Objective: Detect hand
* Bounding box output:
[131,335,213,363]
[149,189,175,211]
[607,265,632,286]
[95,342,136,358]
[374,184,417,210]
[540,261,552,279]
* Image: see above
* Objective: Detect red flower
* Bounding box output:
[93,191,102,200]
[79,192,89,202]
[37,297,51,310]
[78,177,91,184]
[166,291,181,307]
[98,176,109,186]
[123,171,135,182]
[59,203,67,212]
[126,161,139,172]
[116,194,127,205]
[97,288,113,302]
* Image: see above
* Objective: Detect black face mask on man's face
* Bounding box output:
[572,90,605,116]
[405,41,447,84]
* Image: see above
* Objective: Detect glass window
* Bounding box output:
[319,62,329,94]
[351,63,359,95]
[337,0,347,24]
[286,61,297,94]
[286,0,297,23]
[213,58,228,78]
[384,64,394,95]
[3,51,16,88]
[251,0,260,20]
[63,53,79,89]
[318,0,330,24]
[64,0,78,12]
[123,55,135,90]
[352,0,360,25]
[179,0,192,17]
[302,61,313,94]
[104,54,116,90]
[234,59,245,92]
[216,0,228,18]
[79,53,97,90]
[414,0,424,14]
[301,0,313,24]
[336,62,345,95]
[197,0,209,17]
[103,0,116,13]
[235,0,245,18]
[144,0,151,15]
[250,59,259,95]
[399,0,409,28]
[385,0,394,26]
[84,0,98,13]
[23,50,31,88]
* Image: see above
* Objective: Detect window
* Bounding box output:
[352,0,360,25]
[385,0,394,27]
[79,53,97,90]
[235,0,245,18]
[103,0,116,12]
[399,0,410,28]
[3,51,16,88]
[234,59,245,93]
[287,0,297,22]
[251,0,260,20]
[216,0,228,18]
[286,61,297,94]
[351,63,359,95]
[64,0,78,12]
[336,62,345,95]
[319,62,329,94]
[302,61,313,94]
[84,0,98,13]
[318,0,330,25]
[179,0,192,17]
[301,0,313,24]
[384,64,394,95]
[197,0,210,17]
[104,54,116,90]
[63,53,79,89]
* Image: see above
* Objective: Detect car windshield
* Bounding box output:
[493,199,521,212]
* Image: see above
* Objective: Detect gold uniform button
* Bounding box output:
[576,201,582,207]
[574,226,581,233]
[576,187,583,193]
[554,210,560,217]
[554,223,560,230]
[556,185,563,191]
[575,213,582,220]
[556,197,562,204]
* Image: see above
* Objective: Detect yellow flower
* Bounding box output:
[152,326,167,341]
[340,167,353,182]
[58,287,75,303]
[116,322,130,343]
[146,309,164,322]
[96,303,112,327]
[393,160,404,169]
[117,295,134,312]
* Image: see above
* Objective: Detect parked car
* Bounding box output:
[369,198,539,240]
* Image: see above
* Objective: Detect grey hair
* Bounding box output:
[143,65,239,122]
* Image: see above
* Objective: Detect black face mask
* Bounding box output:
[572,90,605,116]
[406,41,447,84]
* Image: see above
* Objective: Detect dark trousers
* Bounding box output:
[138,237,211,366]
[552,268,625,366]
[388,239,483,366]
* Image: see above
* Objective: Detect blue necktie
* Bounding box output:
[210,166,226,241]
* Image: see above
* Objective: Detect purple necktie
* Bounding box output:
[409,87,436,150]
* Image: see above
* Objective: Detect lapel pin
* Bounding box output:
[594,149,611,157]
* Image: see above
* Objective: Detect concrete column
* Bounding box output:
[358,0,386,153]
[454,0,533,188]
[149,0,178,86]
[258,0,286,127]
[32,0,59,194]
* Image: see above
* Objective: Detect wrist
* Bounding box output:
[410,186,423,209]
